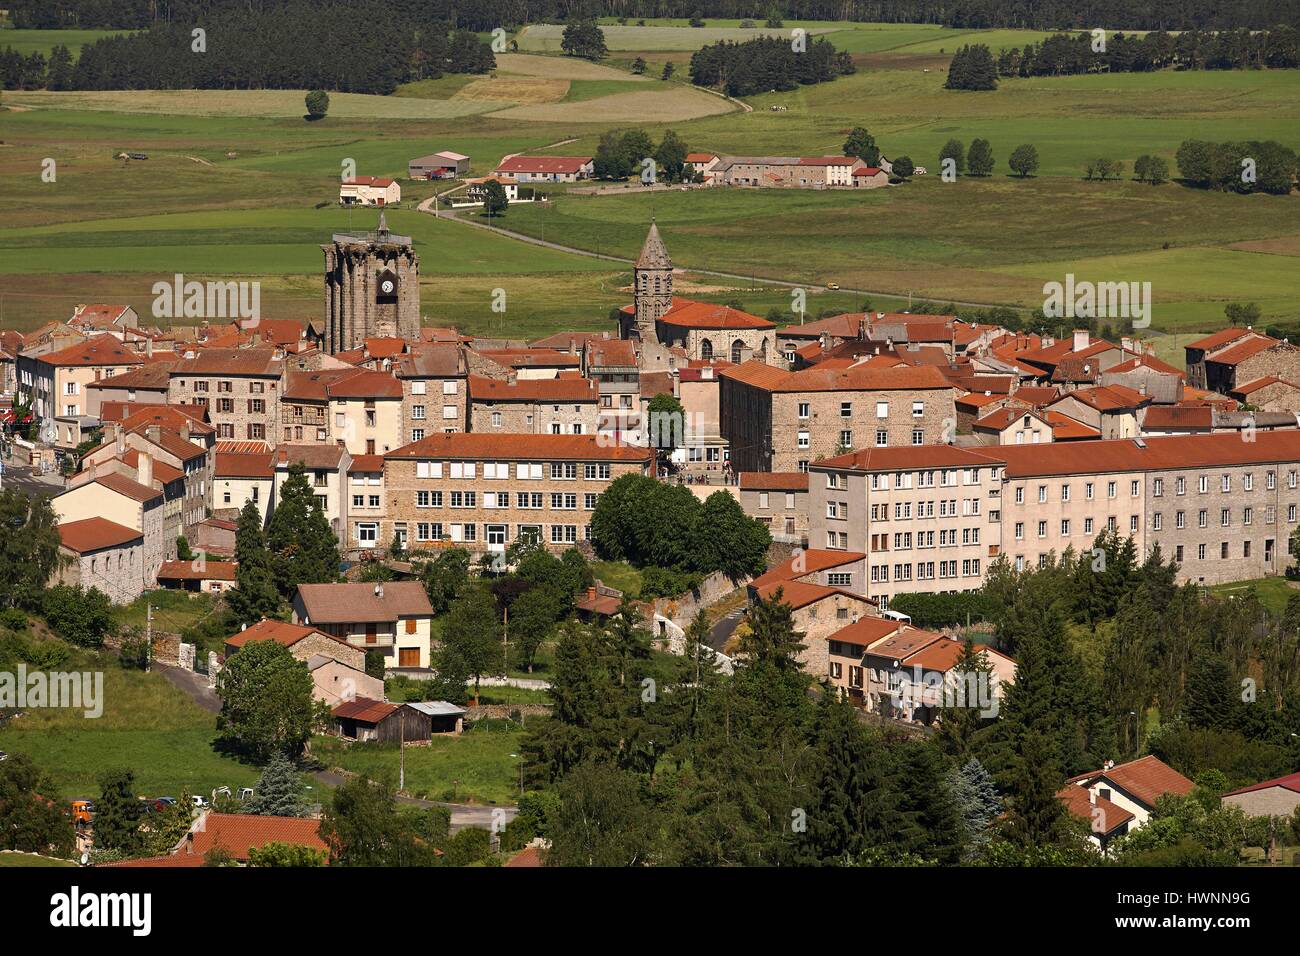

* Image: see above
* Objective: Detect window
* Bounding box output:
[798,402,810,419]
[840,430,853,448]
[827,572,852,587]
[443,380,458,395]
[442,405,458,420]
[912,401,924,418]
[798,431,810,449]
[410,381,427,396]
[876,401,889,419]
[411,405,426,420]
[840,401,852,417]
[1153,512,1162,531]
[584,463,610,480]
[875,429,888,447]
[911,429,924,445]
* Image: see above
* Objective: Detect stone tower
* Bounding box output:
[632,220,673,339]
[322,212,420,354]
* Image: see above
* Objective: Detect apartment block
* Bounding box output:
[169,348,284,444]
[382,433,654,554]
[393,344,467,444]
[720,360,957,473]
[807,445,1002,611]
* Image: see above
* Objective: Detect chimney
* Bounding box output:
[1073,329,1089,352]
[146,424,161,445]
[181,420,191,442]
[506,370,518,386]
[114,423,126,456]
[138,450,153,488]
[586,586,597,602]
[145,337,153,359]
[375,583,383,599]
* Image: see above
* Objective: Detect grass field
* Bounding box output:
[517,22,838,52]
[311,721,524,805]
[0,851,77,867]
[0,34,1295,340]
[0,28,126,55]
[0,649,259,800]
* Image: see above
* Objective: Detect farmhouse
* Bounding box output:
[465,175,518,202]
[493,155,593,183]
[339,176,401,206]
[408,150,470,179]
[55,517,146,604]
[714,155,867,188]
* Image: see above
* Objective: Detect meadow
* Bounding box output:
[0,27,1296,340]
[0,648,259,800]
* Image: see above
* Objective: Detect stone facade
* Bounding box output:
[168,349,283,444]
[382,435,654,554]
[322,215,420,354]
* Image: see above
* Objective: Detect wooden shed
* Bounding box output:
[331,697,431,743]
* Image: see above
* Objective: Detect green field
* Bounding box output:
[0,28,126,55]
[311,722,524,805]
[0,851,77,867]
[0,34,1296,339]
[0,650,259,800]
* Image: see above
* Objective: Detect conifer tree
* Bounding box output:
[247,752,307,817]
[94,768,144,855]
[229,499,281,625]
[266,462,340,596]
[949,758,1001,857]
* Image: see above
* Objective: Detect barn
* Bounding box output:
[408,150,470,179]
[331,697,431,743]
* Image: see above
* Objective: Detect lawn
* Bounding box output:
[1208,577,1300,617]
[0,28,127,56]
[311,720,524,805]
[591,560,644,597]
[0,649,259,800]
[0,851,77,867]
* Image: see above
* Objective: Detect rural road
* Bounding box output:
[429,206,1019,311]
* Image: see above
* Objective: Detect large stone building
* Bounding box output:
[382,432,654,554]
[394,344,468,444]
[719,360,957,473]
[169,348,284,443]
[806,445,1002,611]
[467,374,599,434]
[321,213,420,354]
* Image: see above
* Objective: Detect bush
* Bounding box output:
[888,591,993,629]
[41,585,114,648]
[639,566,701,599]
[119,632,150,670]
[441,826,493,867]
[305,89,329,119]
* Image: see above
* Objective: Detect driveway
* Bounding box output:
[154,661,220,713]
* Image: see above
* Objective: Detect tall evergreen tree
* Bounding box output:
[94,768,144,856]
[949,758,1001,858]
[246,752,307,816]
[266,462,340,596]
[228,499,281,625]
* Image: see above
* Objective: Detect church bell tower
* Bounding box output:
[321,212,420,354]
[632,219,673,340]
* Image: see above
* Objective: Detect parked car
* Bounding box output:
[71,800,95,825]
[826,282,840,290]
[0,751,7,761]
[191,795,209,809]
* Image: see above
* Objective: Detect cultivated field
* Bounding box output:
[0,27,1296,341]
[0,27,125,55]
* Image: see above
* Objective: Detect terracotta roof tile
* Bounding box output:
[388,432,653,463]
[158,559,237,582]
[739,471,808,492]
[296,581,433,624]
[58,517,142,554]
[187,813,326,860]
[1066,755,1193,808]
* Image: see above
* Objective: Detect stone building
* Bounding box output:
[467,374,599,434]
[168,348,284,444]
[719,360,957,473]
[382,432,654,554]
[55,517,146,604]
[321,213,420,354]
[737,471,808,544]
[53,472,168,586]
[394,343,468,444]
[806,445,1003,612]
[1221,771,1300,819]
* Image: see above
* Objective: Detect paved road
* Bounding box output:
[0,458,62,498]
[426,207,1017,311]
[708,606,745,653]
[311,770,516,832]
[154,662,219,713]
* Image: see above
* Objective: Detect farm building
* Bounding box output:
[339,177,400,206]
[331,697,432,743]
[852,166,890,188]
[465,176,518,203]
[714,155,867,189]
[408,150,470,179]
[156,558,238,593]
[406,700,467,735]
[1221,771,1300,818]
[493,155,593,183]
[684,152,720,181]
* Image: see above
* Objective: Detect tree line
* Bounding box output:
[995,27,1300,79]
[0,2,494,95]
[12,0,1300,33]
[688,35,855,96]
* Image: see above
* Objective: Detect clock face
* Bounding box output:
[377,270,398,299]
[380,278,395,295]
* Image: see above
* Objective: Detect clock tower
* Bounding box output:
[321,211,420,353]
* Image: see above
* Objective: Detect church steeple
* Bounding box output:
[633,219,673,339]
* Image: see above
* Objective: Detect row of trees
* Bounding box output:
[688,35,854,96]
[13,1,1298,33]
[1176,139,1298,194]
[0,3,494,95]
[945,44,998,89]
[996,27,1300,78]
[593,128,694,181]
[938,137,1039,177]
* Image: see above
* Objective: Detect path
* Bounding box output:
[311,769,516,832]
[426,206,1018,310]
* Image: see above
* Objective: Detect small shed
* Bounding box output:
[332,697,431,743]
[406,700,466,735]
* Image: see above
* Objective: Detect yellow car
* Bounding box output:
[826,282,840,291]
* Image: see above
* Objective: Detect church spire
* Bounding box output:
[636,218,672,270]
[376,210,390,241]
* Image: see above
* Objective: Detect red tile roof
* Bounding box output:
[1186,327,1255,352]
[997,429,1300,479]
[1066,755,1194,808]
[388,432,654,463]
[347,454,385,474]
[58,517,142,554]
[187,813,326,861]
[1207,337,1278,367]
[1231,375,1300,396]
[173,347,282,377]
[1223,770,1300,798]
[89,471,163,503]
[813,445,1002,473]
[494,155,592,175]
[721,360,952,393]
[38,334,145,368]
[1057,785,1134,835]
[215,450,274,478]
[1055,384,1149,412]
[225,618,341,650]
[468,374,596,403]
[657,298,775,331]
[739,471,809,492]
[296,581,433,624]
[1141,405,1213,430]
[158,559,237,582]
[750,549,865,591]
